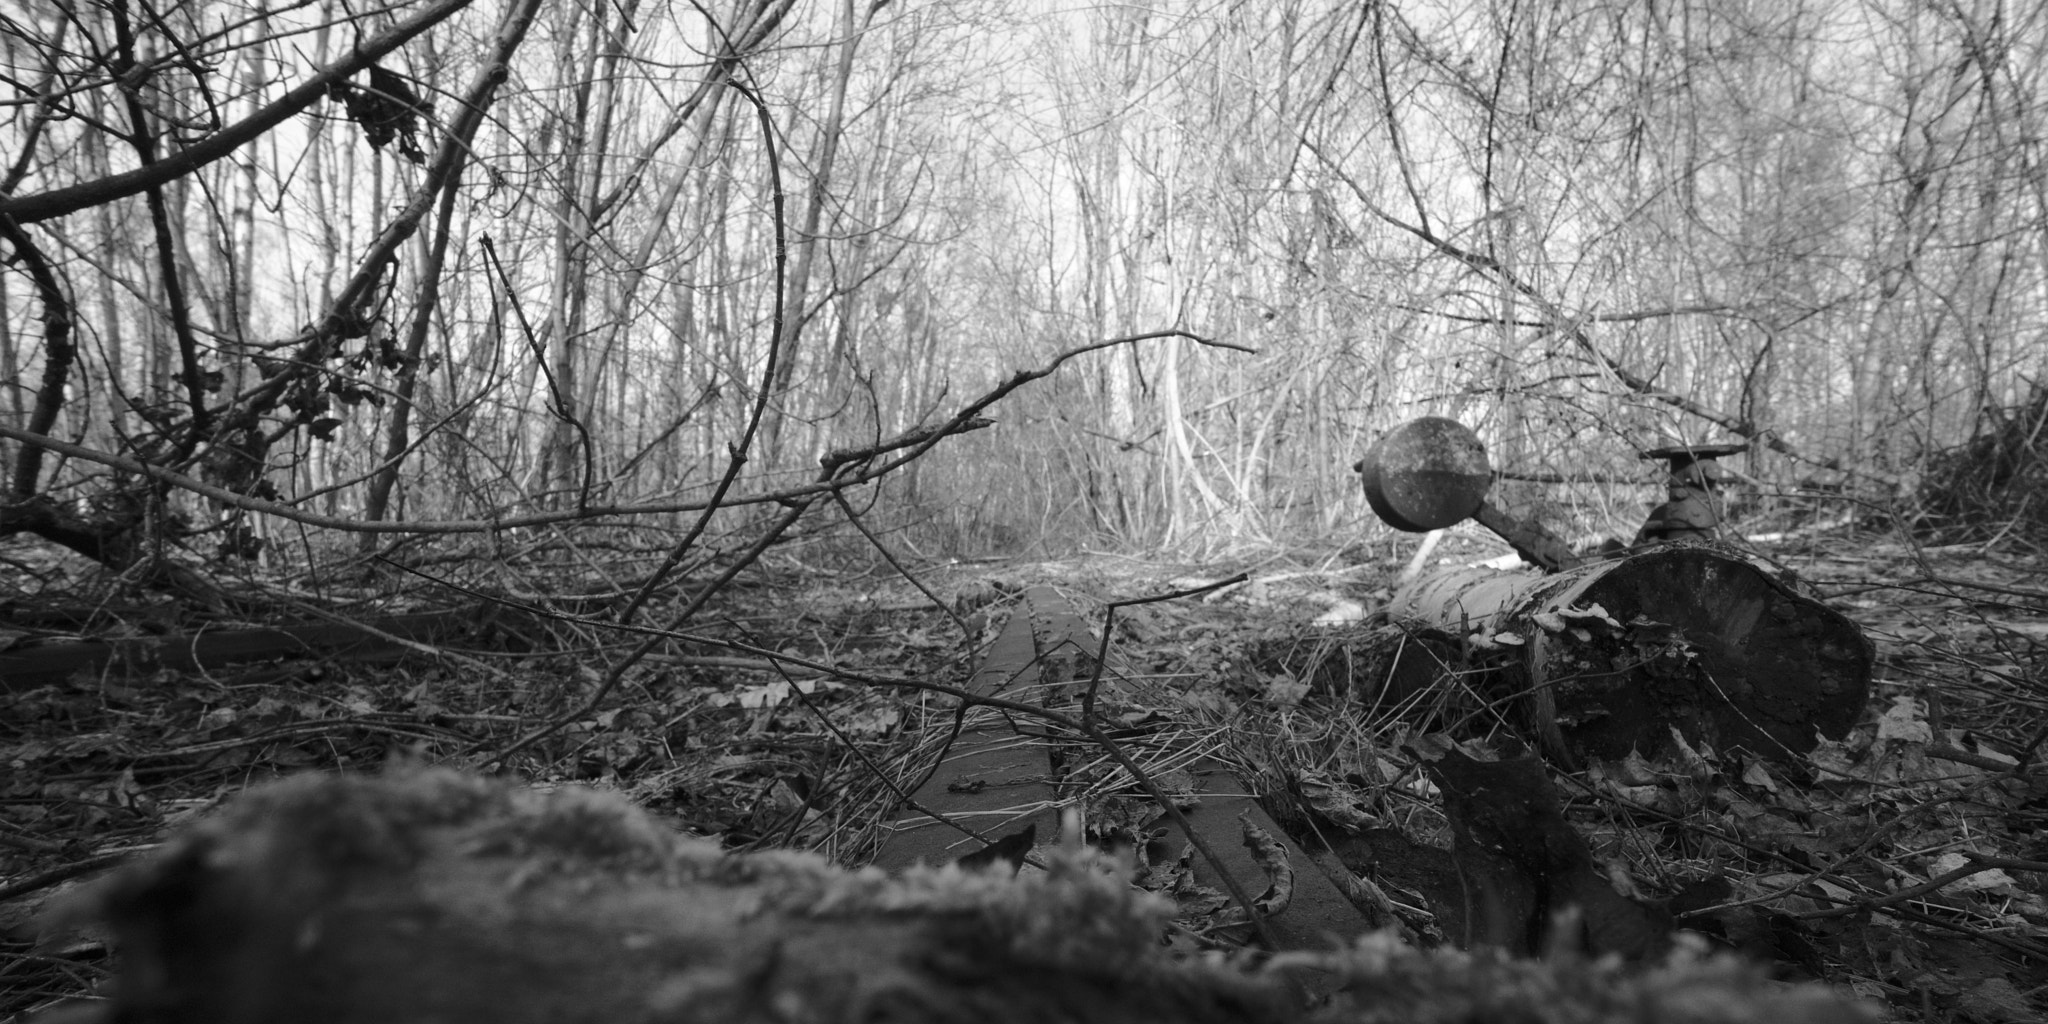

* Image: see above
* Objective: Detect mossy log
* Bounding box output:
[1387,546,1871,765]
[37,769,1872,1024]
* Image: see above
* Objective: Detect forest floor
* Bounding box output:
[0,526,2044,1023]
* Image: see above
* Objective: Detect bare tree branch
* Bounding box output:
[0,0,478,225]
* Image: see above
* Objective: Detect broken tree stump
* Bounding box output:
[36,769,1873,1024]
[1388,546,1871,765]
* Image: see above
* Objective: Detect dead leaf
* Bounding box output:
[1238,813,1293,915]
[1875,695,1932,744]
[1926,853,2017,894]
[1958,976,2033,1024]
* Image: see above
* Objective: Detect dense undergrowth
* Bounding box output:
[1,517,2044,1023]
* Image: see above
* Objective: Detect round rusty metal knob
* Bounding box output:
[1356,417,1493,532]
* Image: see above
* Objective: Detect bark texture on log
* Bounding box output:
[37,770,1873,1024]
[1388,546,1871,764]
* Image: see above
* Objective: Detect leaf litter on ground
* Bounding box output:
[3,536,2047,1022]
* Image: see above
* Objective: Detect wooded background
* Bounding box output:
[3,0,2044,574]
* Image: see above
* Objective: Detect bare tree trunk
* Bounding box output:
[763,0,862,463]
[360,1,546,541]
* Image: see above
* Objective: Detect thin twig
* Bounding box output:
[1081,574,1248,722]
[0,852,131,904]
[830,488,974,638]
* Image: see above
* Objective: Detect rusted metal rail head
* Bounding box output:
[1355,418,1871,765]
[870,588,1064,871]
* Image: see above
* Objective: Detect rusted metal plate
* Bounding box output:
[869,588,1065,869]
[1150,758,1370,956]
[874,587,1369,968]
[1357,417,1492,532]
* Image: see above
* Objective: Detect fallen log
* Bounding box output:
[36,769,1873,1024]
[0,604,545,692]
[1388,545,1870,765]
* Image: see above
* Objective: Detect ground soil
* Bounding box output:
[2,527,2044,1023]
